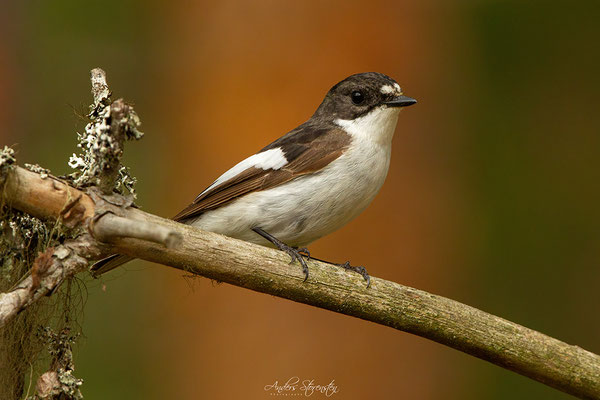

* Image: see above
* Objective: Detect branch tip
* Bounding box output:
[90,67,110,109]
[93,212,182,249]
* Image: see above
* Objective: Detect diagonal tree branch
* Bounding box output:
[1,68,599,400]
[1,164,599,400]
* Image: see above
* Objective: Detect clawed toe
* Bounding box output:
[338,261,371,288]
[296,247,311,258]
[282,246,309,281]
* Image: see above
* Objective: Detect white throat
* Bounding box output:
[334,106,401,146]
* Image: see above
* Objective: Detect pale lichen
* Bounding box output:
[0,146,16,176]
[116,165,138,196]
[28,327,83,400]
[24,164,51,179]
[66,70,143,198]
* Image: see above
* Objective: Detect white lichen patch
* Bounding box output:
[67,94,144,197]
[1,211,48,245]
[32,327,83,400]
[0,210,50,291]
[0,146,16,172]
[117,165,138,197]
[24,163,51,179]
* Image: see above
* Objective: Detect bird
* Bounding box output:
[91,72,416,287]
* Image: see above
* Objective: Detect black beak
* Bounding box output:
[384,95,417,107]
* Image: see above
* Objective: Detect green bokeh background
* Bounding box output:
[1,1,599,399]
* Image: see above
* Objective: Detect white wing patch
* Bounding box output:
[197,147,288,199]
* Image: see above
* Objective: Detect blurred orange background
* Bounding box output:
[1,1,599,399]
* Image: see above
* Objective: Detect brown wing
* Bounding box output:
[172,128,350,222]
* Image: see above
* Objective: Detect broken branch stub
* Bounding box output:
[68,68,143,195]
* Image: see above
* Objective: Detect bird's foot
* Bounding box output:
[279,245,310,282]
[252,227,310,281]
[338,261,371,288]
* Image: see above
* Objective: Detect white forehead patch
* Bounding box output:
[380,85,395,94]
[380,83,403,95]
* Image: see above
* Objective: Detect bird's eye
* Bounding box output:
[351,90,365,105]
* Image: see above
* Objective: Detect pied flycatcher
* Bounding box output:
[92,72,416,286]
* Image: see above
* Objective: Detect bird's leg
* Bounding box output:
[337,261,371,288]
[252,227,310,281]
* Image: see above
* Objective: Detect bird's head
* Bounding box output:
[314,72,416,120]
[315,72,416,144]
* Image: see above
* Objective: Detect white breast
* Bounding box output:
[190,106,401,247]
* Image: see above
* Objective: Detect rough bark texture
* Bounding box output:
[3,167,94,227]
[1,165,599,399]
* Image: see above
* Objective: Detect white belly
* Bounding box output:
[189,137,392,247]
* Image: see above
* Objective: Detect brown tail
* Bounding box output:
[91,254,135,277]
